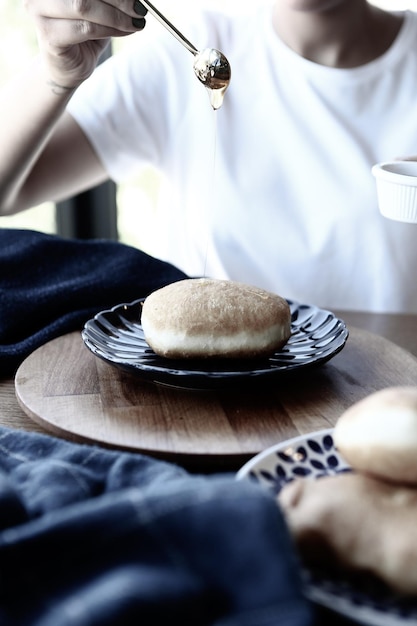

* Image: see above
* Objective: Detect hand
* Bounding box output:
[24,0,148,91]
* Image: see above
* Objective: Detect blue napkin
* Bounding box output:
[0,228,187,376]
[0,426,314,626]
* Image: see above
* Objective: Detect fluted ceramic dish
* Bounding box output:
[81,299,348,390]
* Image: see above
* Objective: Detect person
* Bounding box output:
[0,0,415,313]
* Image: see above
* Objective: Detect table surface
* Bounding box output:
[2,309,417,466]
[2,309,417,626]
[12,322,417,473]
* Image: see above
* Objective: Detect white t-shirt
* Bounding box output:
[67,5,417,313]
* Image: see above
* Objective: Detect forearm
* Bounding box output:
[0,0,147,215]
[0,56,75,214]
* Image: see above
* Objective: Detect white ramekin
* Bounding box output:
[372,161,417,223]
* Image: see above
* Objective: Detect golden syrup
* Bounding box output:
[202,109,218,277]
[194,49,229,274]
[207,84,228,110]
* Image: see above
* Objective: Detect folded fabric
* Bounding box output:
[0,426,314,626]
[0,228,187,376]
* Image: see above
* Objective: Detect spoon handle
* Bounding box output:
[139,0,198,56]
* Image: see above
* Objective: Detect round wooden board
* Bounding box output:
[15,328,417,471]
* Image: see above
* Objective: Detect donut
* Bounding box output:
[141,278,291,359]
[333,386,417,484]
[279,472,417,595]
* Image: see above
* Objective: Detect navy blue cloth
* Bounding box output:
[0,426,313,626]
[0,229,187,376]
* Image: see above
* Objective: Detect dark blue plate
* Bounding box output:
[81,299,348,390]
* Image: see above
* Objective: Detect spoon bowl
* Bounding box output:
[193,48,231,109]
[140,0,231,108]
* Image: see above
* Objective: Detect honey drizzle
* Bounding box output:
[202,109,218,278]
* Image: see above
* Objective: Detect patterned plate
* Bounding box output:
[237,430,417,626]
[81,299,348,390]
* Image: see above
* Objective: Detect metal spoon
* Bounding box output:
[139,0,231,109]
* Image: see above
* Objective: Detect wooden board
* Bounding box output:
[15,328,417,471]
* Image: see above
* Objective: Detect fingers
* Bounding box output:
[25,0,148,41]
[23,0,150,88]
[36,16,137,48]
[132,0,147,29]
[133,1,147,16]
